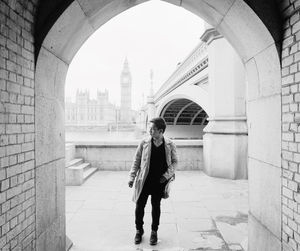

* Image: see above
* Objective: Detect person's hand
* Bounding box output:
[128,180,134,188]
[159,176,167,183]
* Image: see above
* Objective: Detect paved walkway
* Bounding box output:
[66,171,248,251]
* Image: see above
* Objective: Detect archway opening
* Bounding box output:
[34,0,282,250]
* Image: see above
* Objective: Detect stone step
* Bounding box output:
[83,167,97,181]
[69,162,90,171]
[65,162,97,186]
[66,158,83,168]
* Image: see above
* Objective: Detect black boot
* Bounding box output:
[149,230,158,245]
[134,229,144,244]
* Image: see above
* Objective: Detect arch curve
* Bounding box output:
[34,0,282,249]
[156,91,209,118]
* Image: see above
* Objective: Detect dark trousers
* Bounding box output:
[135,186,162,231]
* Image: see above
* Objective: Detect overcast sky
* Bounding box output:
[65,0,204,109]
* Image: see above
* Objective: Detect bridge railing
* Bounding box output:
[155,41,208,102]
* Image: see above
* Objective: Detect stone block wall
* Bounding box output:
[281,0,300,250]
[75,141,204,171]
[0,0,37,250]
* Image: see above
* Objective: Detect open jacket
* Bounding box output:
[129,136,178,203]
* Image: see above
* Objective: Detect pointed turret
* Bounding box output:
[122,57,130,74]
[149,69,154,97]
[120,57,132,123]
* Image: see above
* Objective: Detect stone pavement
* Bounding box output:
[66,171,248,251]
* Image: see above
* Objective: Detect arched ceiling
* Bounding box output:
[34,0,282,60]
[160,98,208,125]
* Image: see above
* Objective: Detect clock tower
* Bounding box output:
[120,57,132,122]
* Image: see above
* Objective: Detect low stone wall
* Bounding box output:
[74,140,203,171]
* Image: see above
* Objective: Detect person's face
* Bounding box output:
[149,122,163,139]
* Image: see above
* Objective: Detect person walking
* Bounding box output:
[128,117,178,245]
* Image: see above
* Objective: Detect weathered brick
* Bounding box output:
[22,180,33,191]
[289,180,299,191]
[2,222,10,235]
[289,218,298,231]
[283,177,289,187]
[283,113,294,123]
[296,72,300,82]
[283,86,291,95]
[291,12,300,25]
[6,145,21,156]
[283,187,294,199]
[21,124,33,133]
[295,51,300,63]
[6,82,20,94]
[5,103,20,114]
[295,0,300,10]
[22,161,34,172]
[1,90,9,102]
[283,35,295,48]
[10,175,17,187]
[1,200,10,215]
[7,164,21,178]
[21,105,33,115]
[283,222,294,237]
[17,134,24,144]
[17,114,24,123]
[21,142,33,152]
[0,156,9,168]
[292,83,299,93]
[6,186,22,200]
[17,153,24,163]
[290,161,298,172]
[1,178,9,192]
[289,238,297,250]
[22,197,34,210]
[24,151,33,161]
[20,86,33,97]
[296,133,300,142]
[8,114,16,124]
[284,132,295,141]
[283,55,295,67]
[284,169,294,179]
[290,123,298,131]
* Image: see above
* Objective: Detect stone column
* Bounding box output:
[202,26,248,179]
[147,70,156,120]
[147,96,156,120]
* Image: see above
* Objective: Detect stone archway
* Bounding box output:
[34,1,282,250]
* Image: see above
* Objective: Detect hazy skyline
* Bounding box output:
[65,0,204,109]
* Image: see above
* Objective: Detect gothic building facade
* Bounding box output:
[65,89,117,126]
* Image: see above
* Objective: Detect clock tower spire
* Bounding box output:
[120,57,132,122]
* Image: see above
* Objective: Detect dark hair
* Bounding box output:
[150,117,166,133]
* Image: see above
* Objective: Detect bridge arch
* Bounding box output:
[34,0,282,250]
[155,85,210,117]
[158,98,208,139]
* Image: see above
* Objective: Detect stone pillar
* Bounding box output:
[202,26,248,179]
[147,70,156,120]
[147,96,156,120]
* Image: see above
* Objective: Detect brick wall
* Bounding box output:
[0,0,37,250]
[281,0,300,250]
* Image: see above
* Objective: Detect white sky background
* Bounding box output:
[65,0,204,109]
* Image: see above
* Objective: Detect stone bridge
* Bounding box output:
[137,24,247,180]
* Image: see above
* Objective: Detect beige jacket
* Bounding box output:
[129,136,178,203]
